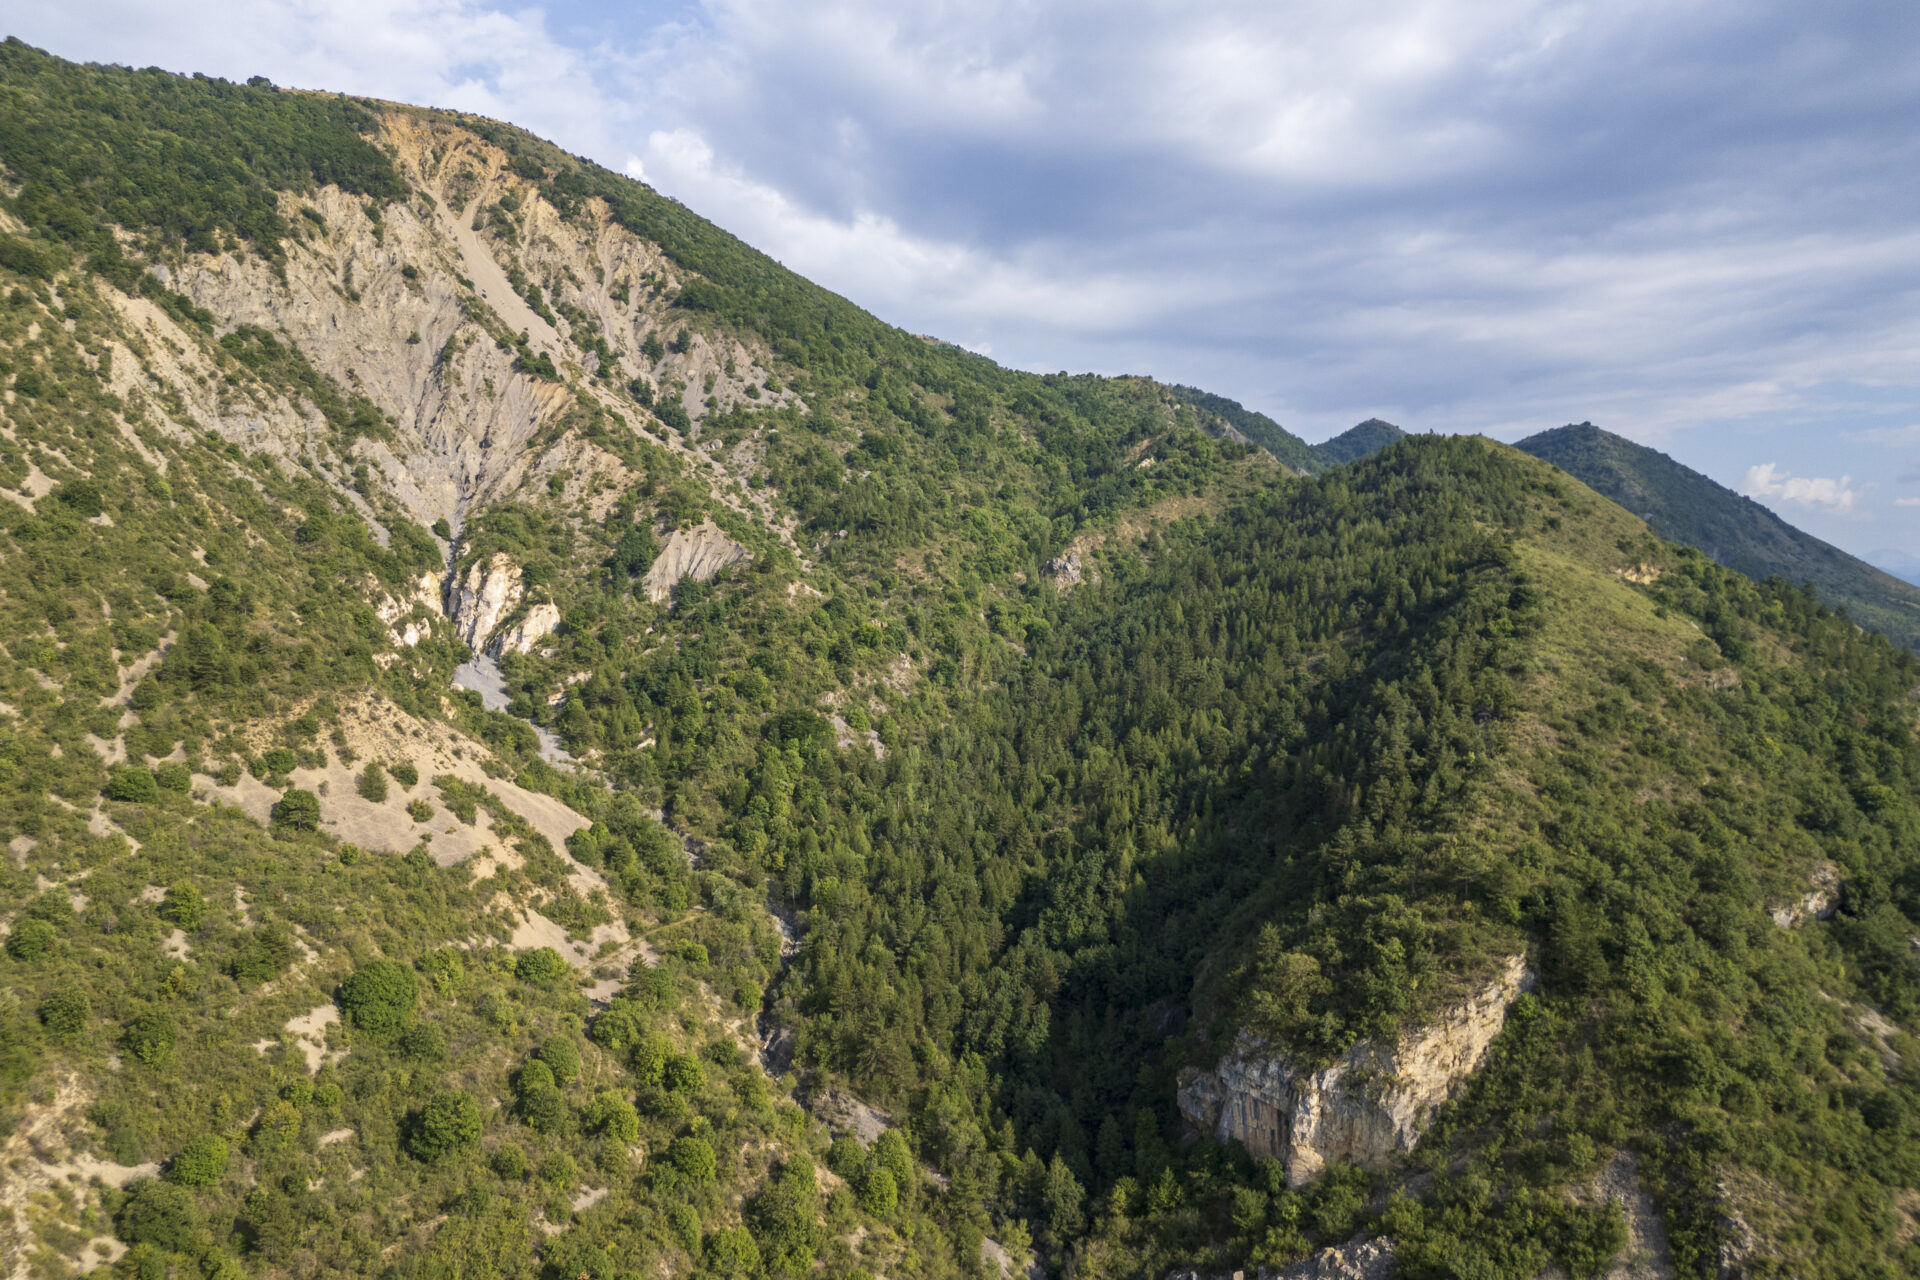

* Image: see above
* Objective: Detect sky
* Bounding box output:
[8,1,1920,561]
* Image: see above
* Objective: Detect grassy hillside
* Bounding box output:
[1518,422,1920,649]
[7,40,1920,1280]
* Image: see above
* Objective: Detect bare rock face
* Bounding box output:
[643,521,750,603]
[1042,550,1085,590]
[449,554,523,653]
[447,554,558,656]
[1179,954,1535,1187]
[496,601,562,656]
[1275,1236,1396,1280]
[1166,1236,1393,1280]
[1768,861,1840,929]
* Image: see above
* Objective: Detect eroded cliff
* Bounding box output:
[1180,954,1536,1186]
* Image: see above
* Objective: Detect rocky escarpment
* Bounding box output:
[114,109,803,553]
[448,554,560,657]
[642,521,751,603]
[1179,954,1535,1187]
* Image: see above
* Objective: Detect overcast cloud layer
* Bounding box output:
[8,1,1920,557]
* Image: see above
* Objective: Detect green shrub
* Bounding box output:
[357,762,388,802]
[590,1005,642,1053]
[518,1083,566,1134]
[826,1136,865,1180]
[260,747,297,775]
[490,1144,527,1180]
[859,1166,897,1217]
[396,1023,446,1061]
[668,1136,716,1184]
[159,884,205,931]
[390,760,420,788]
[37,988,89,1039]
[663,1052,705,1094]
[115,1179,201,1250]
[103,767,158,803]
[406,798,433,822]
[418,947,465,995]
[537,1034,580,1084]
[536,1153,577,1196]
[152,761,191,793]
[270,788,321,833]
[514,1059,556,1094]
[228,922,296,984]
[124,1010,177,1065]
[408,1090,482,1162]
[165,1134,229,1186]
[584,1091,641,1143]
[704,1225,760,1278]
[514,947,568,983]
[872,1130,913,1191]
[338,960,417,1034]
[6,918,55,961]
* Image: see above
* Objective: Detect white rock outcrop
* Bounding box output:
[1179,954,1535,1187]
[449,553,523,651]
[375,570,445,647]
[1166,1236,1393,1280]
[448,554,561,656]
[495,601,561,656]
[642,521,750,603]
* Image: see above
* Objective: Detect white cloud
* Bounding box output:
[1742,463,1858,510]
[1847,425,1920,445]
[1896,497,1920,507]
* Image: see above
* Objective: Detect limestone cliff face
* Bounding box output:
[449,554,523,653]
[495,602,562,656]
[1179,954,1535,1187]
[449,555,562,657]
[643,522,750,603]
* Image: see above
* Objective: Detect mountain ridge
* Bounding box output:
[1516,421,1920,648]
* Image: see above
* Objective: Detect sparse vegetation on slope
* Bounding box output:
[1519,422,1920,649]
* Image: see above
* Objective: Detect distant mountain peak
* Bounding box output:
[1517,422,1920,647]
[1314,418,1406,466]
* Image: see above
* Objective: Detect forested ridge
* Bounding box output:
[6,38,1920,1280]
[1517,422,1920,649]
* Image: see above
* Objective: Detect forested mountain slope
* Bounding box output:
[1165,389,1405,474]
[1311,418,1405,467]
[1518,422,1920,648]
[5,39,1920,1280]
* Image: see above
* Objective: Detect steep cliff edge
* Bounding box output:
[447,552,560,656]
[1179,955,1536,1186]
